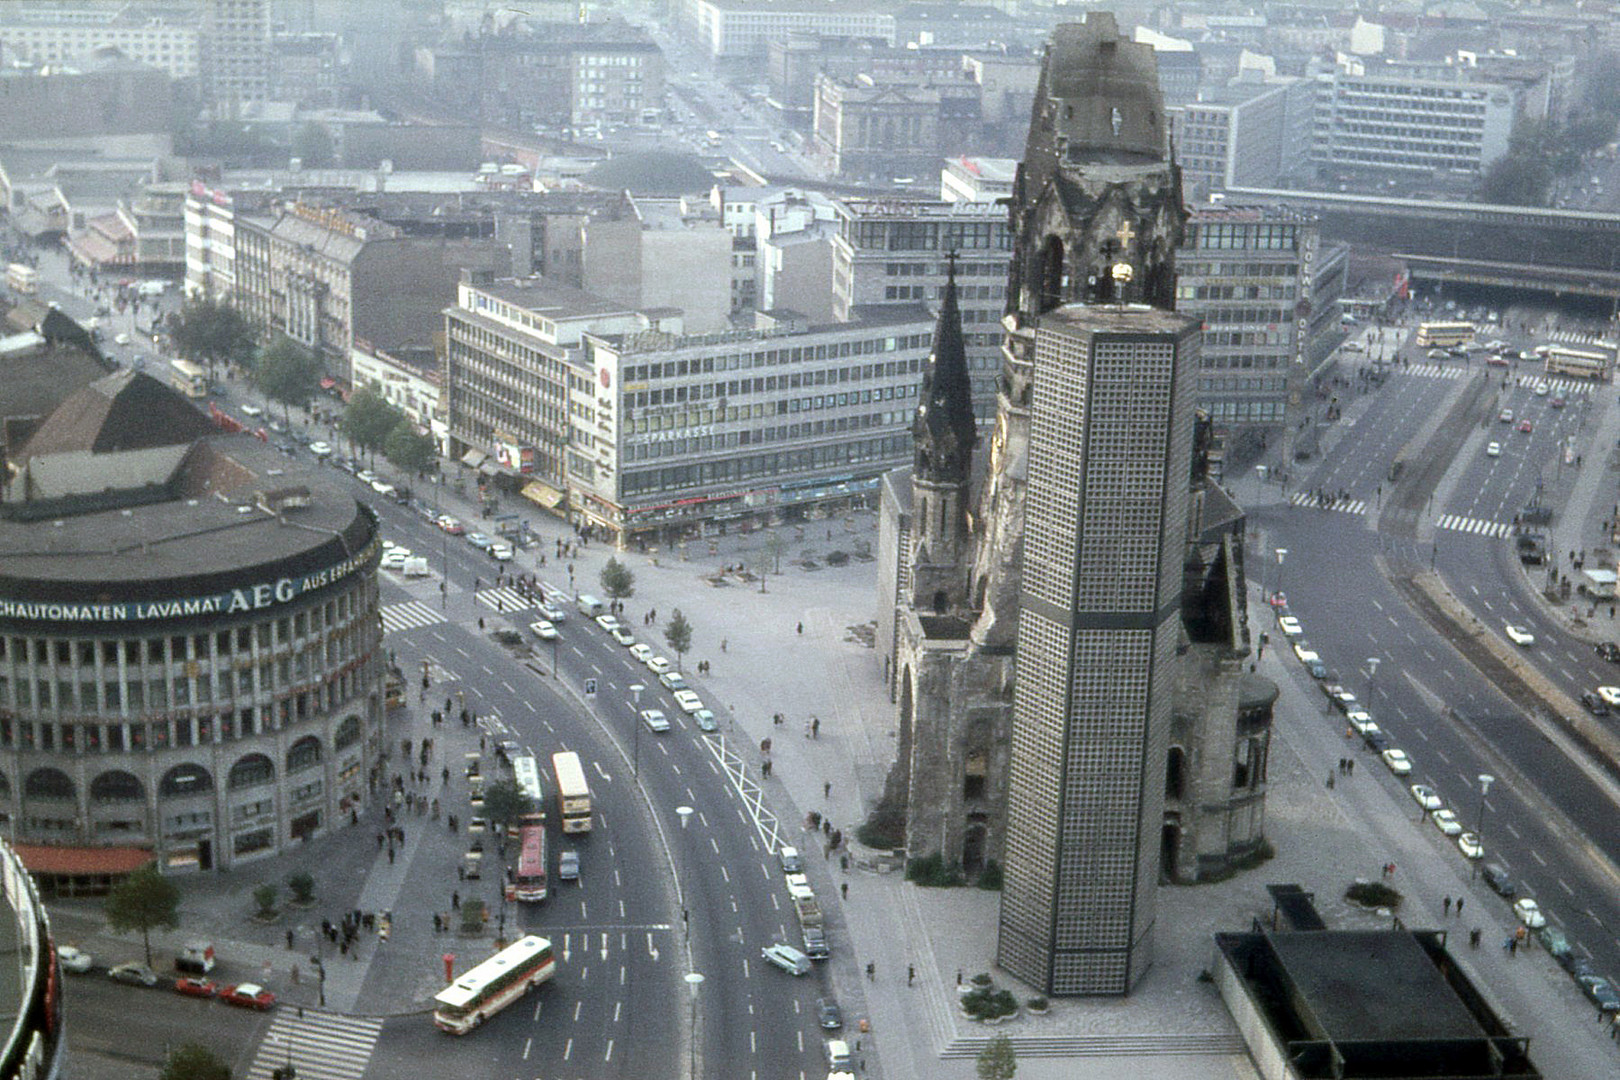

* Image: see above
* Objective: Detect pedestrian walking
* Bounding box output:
[1455,897,1463,916]
[908,964,915,986]
[824,780,831,799]
[811,716,820,739]
[1443,896,1452,915]
[841,882,849,900]
[797,622,803,635]
[866,962,875,981]
[286,929,295,949]
[452,891,460,909]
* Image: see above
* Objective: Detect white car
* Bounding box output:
[629,643,654,663]
[529,620,559,641]
[659,670,688,692]
[1599,686,1620,708]
[1498,408,1513,423]
[596,613,621,632]
[1457,832,1484,859]
[1485,441,1501,457]
[488,542,514,561]
[610,626,636,646]
[1381,748,1413,776]
[1504,624,1534,646]
[57,945,93,974]
[241,404,264,418]
[356,469,377,485]
[1293,642,1320,664]
[1533,381,1550,397]
[537,602,566,623]
[1431,808,1463,836]
[379,549,412,570]
[646,656,672,675]
[369,480,396,498]
[308,440,332,457]
[1513,897,1547,929]
[1277,616,1303,637]
[114,332,132,346]
[640,708,670,733]
[1408,784,1442,811]
[673,689,704,713]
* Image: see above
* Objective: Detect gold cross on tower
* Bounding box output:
[1115,219,1136,250]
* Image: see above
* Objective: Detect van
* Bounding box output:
[176,941,215,974]
[778,846,802,873]
[401,556,430,578]
[576,594,605,617]
[825,1039,851,1069]
[761,943,812,976]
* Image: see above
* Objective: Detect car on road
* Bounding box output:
[1504,624,1534,646]
[1408,784,1442,811]
[1551,396,1567,409]
[1426,348,1448,360]
[692,708,718,732]
[595,613,621,632]
[629,643,654,663]
[1516,419,1533,434]
[1457,832,1484,859]
[1532,381,1550,397]
[1381,748,1413,775]
[818,997,843,1030]
[355,469,377,484]
[558,850,580,881]
[537,601,565,622]
[673,689,704,713]
[1362,727,1391,752]
[220,983,276,1010]
[465,532,494,551]
[108,963,158,987]
[1277,615,1303,637]
[1293,642,1320,664]
[1325,687,1358,713]
[1597,686,1620,708]
[174,977,219,998]
[528,620,559,641]
[380,548,412,570]
[1581,691,1611,716]
[1347,712,1378,737]
[640,709,670,733]
[57,945,92,973]
[1485,441,1501,457]
[1431,808,1463,836]
[488,541,514,561]
[114,332,132,345]
[1304,659,1330,679]
[646,656,672,675]
[610,626,635,646]
[1512,897,1547,929]
[1578,975,1620,1014]
[308,440,332,457]
[1597,642,1620,663]
[760,943,812,976]
[1498,408,1513,423]
[437,515,464,535]
[1482,863,1515,896]
[659,671,688,692]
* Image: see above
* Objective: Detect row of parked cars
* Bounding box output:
[1278,598,1620,1017]
[56,943,277,1010]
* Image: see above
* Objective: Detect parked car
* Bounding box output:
[1408,784,1442,811]
[760,943,812,976]
[673,689,704,713]
[1597,642,1620,663]
[1430,808,1462,836]
[610,626,636,646]
[108,963,158,987]
[818,997,843,1030]
[220,982,277,1010]
[1381,748,1413,775]
[1456,832,1484,859]
[1512,897,1547,929]
[1481,863,1515,896]
[174,977,219,998]
[692,709,719,733]
[1581,691,1611,716]
[56,945,93,974]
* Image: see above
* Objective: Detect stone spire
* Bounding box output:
[913,255,978,485]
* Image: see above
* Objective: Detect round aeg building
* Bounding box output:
[0,371,385,890]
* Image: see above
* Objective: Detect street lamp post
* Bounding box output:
[629,683,645,778]
[1274,548,1288,600]
[1366,656,1380,702]
[684,972,704,1080]
[1472,774,1495,880]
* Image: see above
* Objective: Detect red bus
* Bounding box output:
[508,819,547,902]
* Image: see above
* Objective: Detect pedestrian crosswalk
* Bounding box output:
[245,1010,383,1080]
[475,586,535,613]
[1405,362,1470,380]
[1513,374,1596,396]
[379,600,446,635]
[1548,328,1616,348]
[1289,493,1368,515]
[1436,514,1513,538]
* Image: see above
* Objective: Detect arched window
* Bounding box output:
[1037,236,1065,314]
[333,716,361,751]
[160,763,214,798]
[287,736,322,773]
[228,753,275,790]
[25,768,75,800]
[90,771,143,803]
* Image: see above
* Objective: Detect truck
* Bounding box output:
[401,556,430,578]
[792,893,823,930]
[176,940,215,974]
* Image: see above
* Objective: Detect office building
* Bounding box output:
[201,0,271,115]
[681,0,896,62]
[1172,79,1314,204]
[0,7,200,78]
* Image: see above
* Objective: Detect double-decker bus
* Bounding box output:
[1415,321,1475,348]
[1543,345,1613,381]
[552,751,592,833]
[6,263,38,294]
[170,358,209,399]
[508,820,548,902]
[433,935,554,1033]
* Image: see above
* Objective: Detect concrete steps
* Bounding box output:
[940,1032,1247,1059]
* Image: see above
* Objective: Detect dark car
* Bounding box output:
[1362,729,1391,752]
[1582,691,1611,716]
[1304,659,1329,680]
[1598,642,1620,663]
[1577,975,1620,1013]
[1481,863,1516,898]
[1568,956,1598,979]
[817,997,843,1030]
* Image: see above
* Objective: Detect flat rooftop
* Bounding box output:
[1269,929,1482,1042]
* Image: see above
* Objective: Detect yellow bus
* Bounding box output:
[551,751,592,833]
[1415,321,1475,348]
[169,358,208,399]
[1543,345,1612,381]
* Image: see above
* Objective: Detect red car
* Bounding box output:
[1517,419,1533,433]
[174,976,218,998]
[220,982,276,1010]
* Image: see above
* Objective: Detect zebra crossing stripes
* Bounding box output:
[245,1010,383,1080]
[1288,493,1367,515]
[1404,362,1468,380]
[1514,374,1596,396]
[1436,514,1513,538]
[1547,328,1615,348]
[379,600,446,634]
[475,586,534,612]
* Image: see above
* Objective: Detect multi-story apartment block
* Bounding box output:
[201,0,271,114]
[0,7,199,78]
[1176,205,1338,432]
[812,73,982,182]
[755,188,839,324]
[831,198,1012,421]
[681,0,895,62]
[350,339,448,455]
[1172,79,1314,204]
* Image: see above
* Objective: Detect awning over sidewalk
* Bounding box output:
[14,844,153,876]
[521,480,567,510]
[460,449,488,468]
[477,461,501,478]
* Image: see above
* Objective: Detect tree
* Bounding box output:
[1480,153,1552,206]
[383,418,439,475]
[292,121,336,168]
[664,608,692,671]
[254,883,279,918]
[482,779,530,836]
[600,557,636,602]
[1582,52,1620,118]
[976,1033,1017,1080]
[286,870,315,905]
[341,387,402,467]
[168,298,257,376]
[160,1043,231,1080]
[254,335,323,424]
[104,864,180,969]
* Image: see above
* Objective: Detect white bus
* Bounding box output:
[433,935,555,1033]
[1543,345,1613,381]
[552,751,592,834]
[170,358,208,399]
[6,263,37,294]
